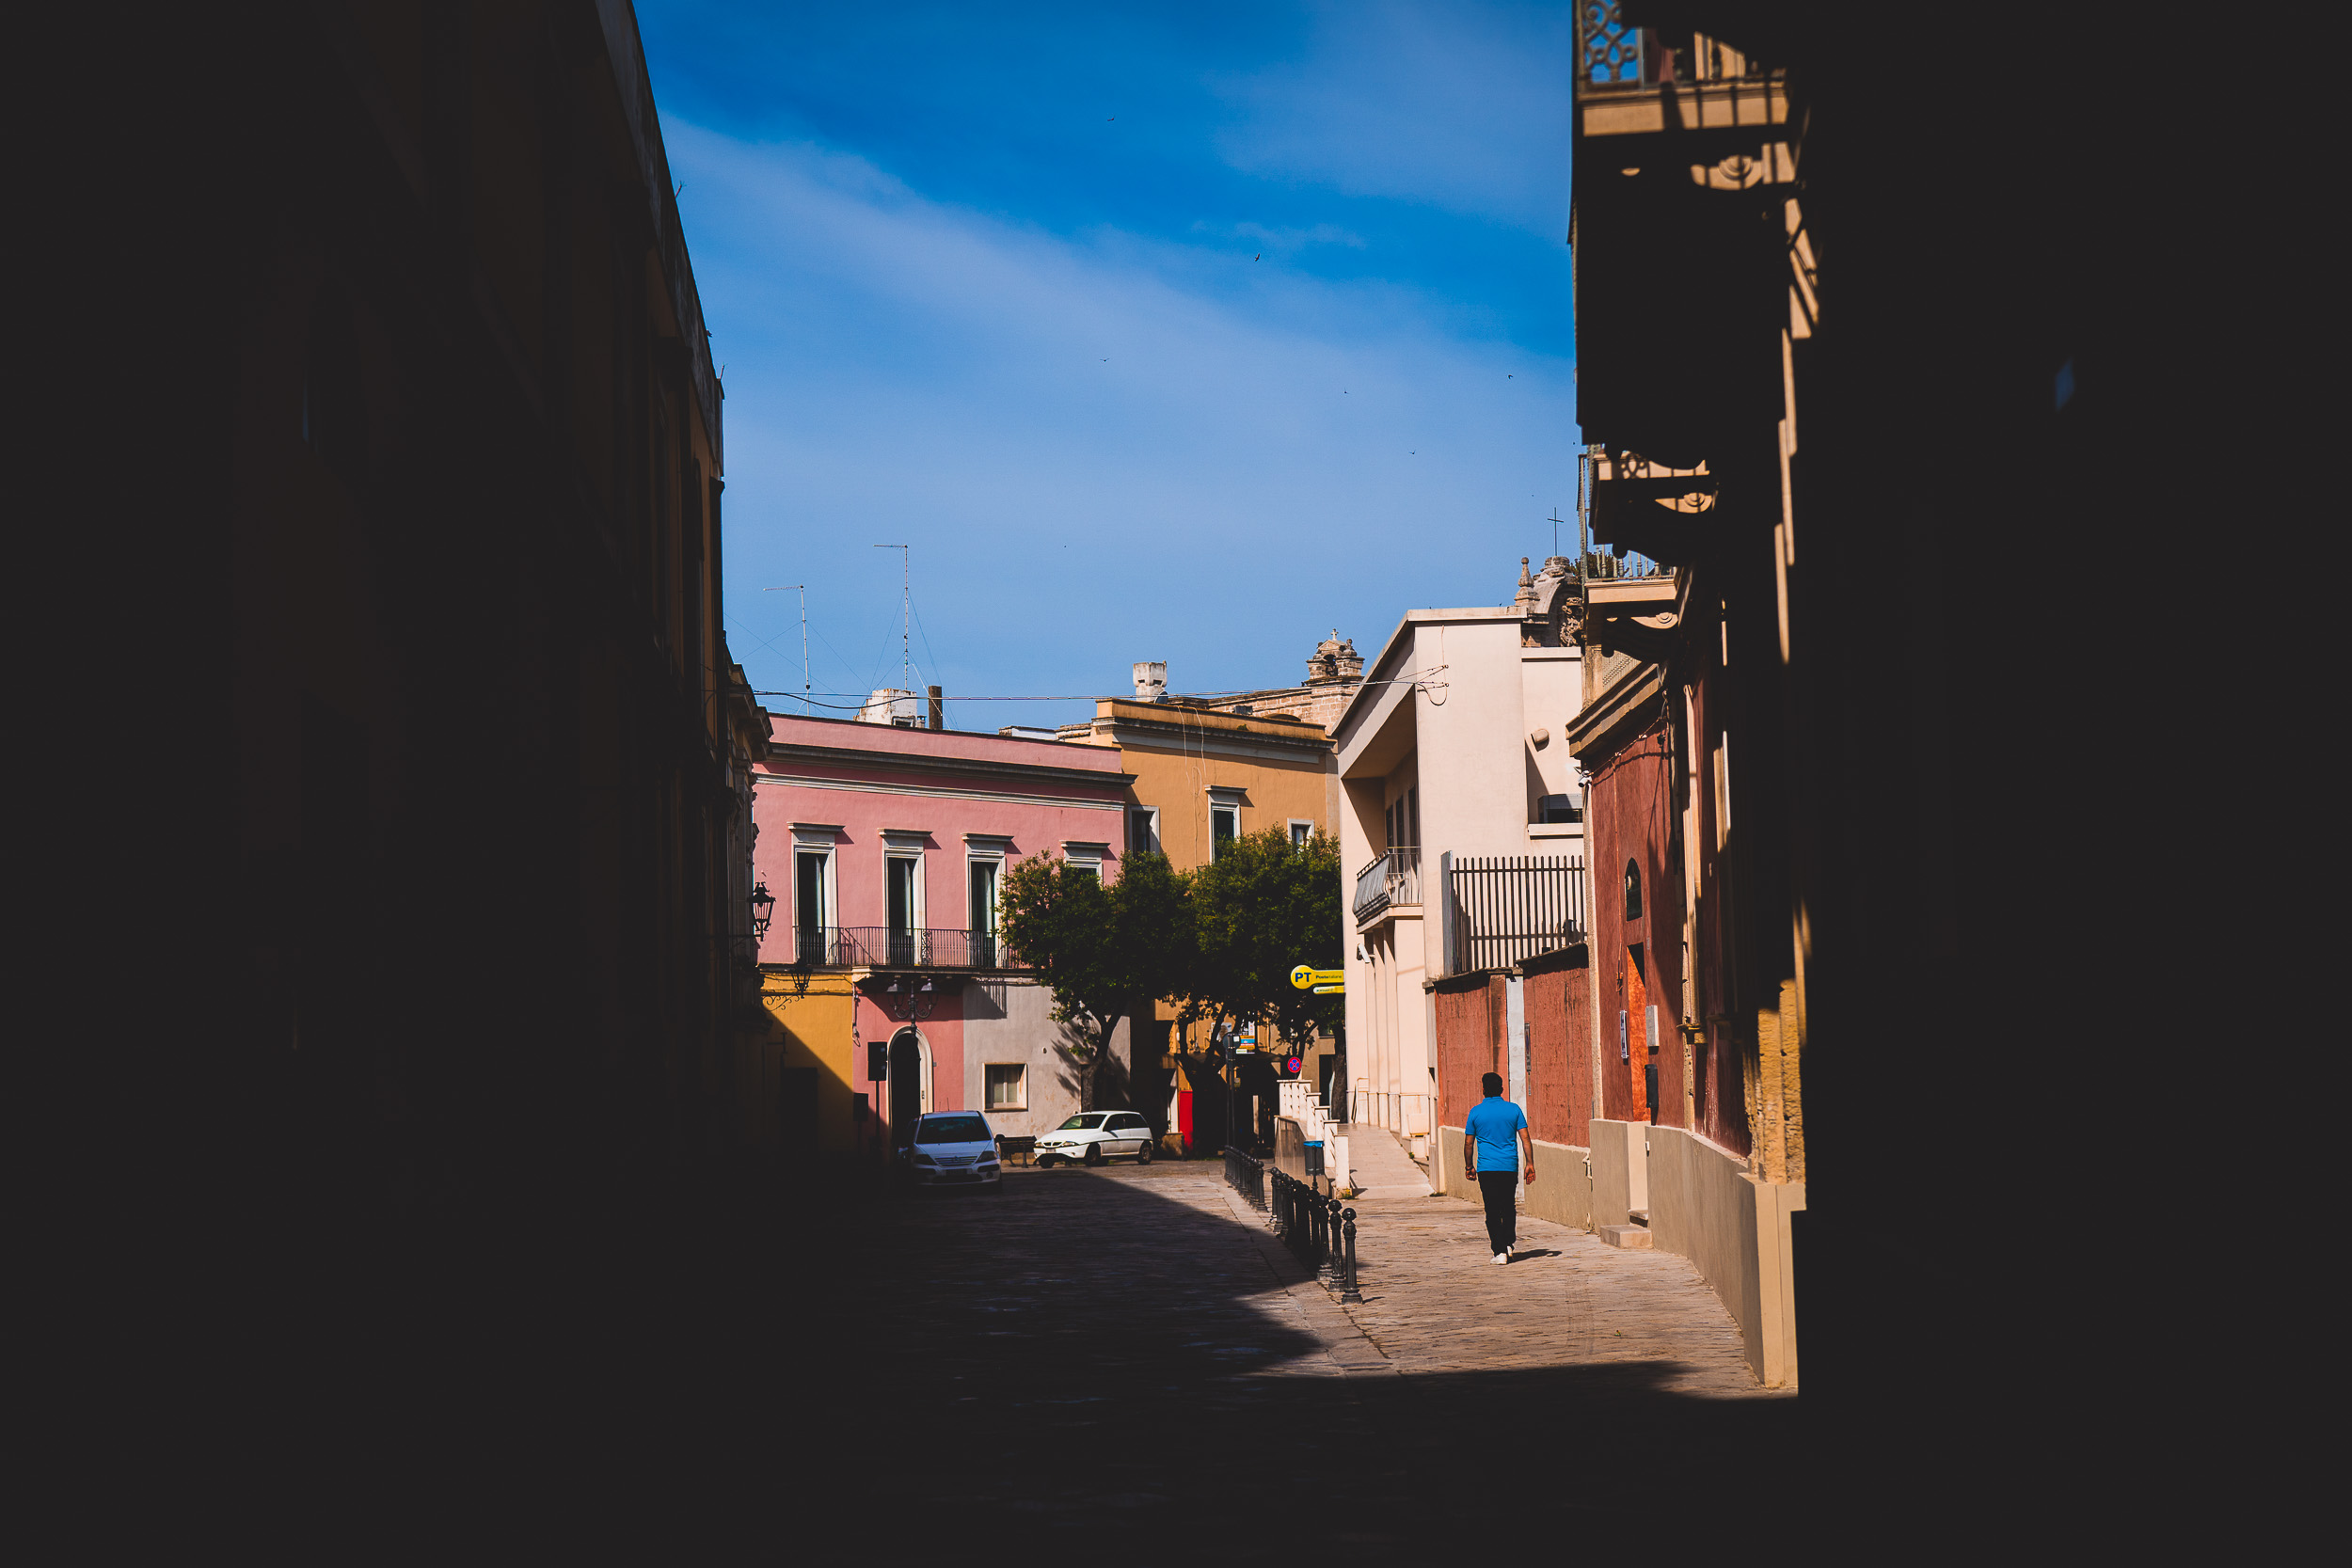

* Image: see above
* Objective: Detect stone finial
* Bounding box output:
[1133,661,1168,701]
[1514,556,1537,611]
[1308,631,1365,685]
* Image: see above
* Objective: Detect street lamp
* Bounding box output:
[749,879,776,941]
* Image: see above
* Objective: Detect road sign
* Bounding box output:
[1290,964,1343,990]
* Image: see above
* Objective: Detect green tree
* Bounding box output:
[997,850,1191,1111]
[1184,825,1343,1058]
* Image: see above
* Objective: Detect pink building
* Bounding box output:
[752,712,1136,1153]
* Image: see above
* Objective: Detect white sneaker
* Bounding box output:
[1493,1250,1510,1265]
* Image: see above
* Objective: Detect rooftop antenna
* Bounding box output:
[763,585,809,712]
[874,544,910,704]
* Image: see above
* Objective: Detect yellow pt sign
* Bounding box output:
[1290,964,1344,991]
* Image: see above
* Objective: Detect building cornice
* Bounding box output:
[1565,659,1666,766]
[756,774,1126,814]
[761,741,1133,792]
[1090,716,1334,765]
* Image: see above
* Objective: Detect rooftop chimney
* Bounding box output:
[927,685,944,731]
[1133,661,1168,702]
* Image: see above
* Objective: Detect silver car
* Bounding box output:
[903,1111,1004,1190]
[1034,1111,1156,1167]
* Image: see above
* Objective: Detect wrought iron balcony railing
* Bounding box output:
[785,926,1020,971]
[1352,848,1422,925]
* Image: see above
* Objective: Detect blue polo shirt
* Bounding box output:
[1464,1096,1528,1171]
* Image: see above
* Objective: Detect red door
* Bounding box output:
[1625,951,1651,1122]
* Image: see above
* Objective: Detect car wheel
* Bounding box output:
[1037,1155,1057,1169]
[1084,1142,1104,1167]
[1136,1139,1154,1166]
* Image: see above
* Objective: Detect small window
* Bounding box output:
[1536,794,1581,824]
[968,859,999,935]
[985,1064,1026,1110]
[1211,804,1239,856]
[1128,808,1160,855]
[1624,858,1644,921]
[794,848,831,965]
[887,855,920,935]
[1290,820,1313,847]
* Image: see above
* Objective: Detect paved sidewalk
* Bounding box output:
[1343,1123,1432,1198]
[1329,1188,1775,1398]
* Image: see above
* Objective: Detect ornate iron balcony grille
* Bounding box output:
[1352,848,1422,925]
[787,926,1020,970]
[1580,0,1642,87]
[1448,855,1588,974]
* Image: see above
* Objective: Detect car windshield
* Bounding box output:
[919,1116,991,1144]
[1058,1114,1107,1131]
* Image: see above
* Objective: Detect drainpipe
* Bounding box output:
[1505,970,1528,1109]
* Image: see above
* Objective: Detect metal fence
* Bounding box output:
[1448,855,1587,974]
[1351,847,1422,925]
[1224,1146,1266,1210]
[787,926,1017,970]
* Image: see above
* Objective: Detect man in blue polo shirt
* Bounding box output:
[1463,1071,1534,1263]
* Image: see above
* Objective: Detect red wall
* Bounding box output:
[1585,717,1688,1129]
[1432,974,1504,1130]
[1522,948,1592,1145]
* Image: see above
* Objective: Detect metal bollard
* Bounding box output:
[1341,1208,1362,1302]
[1324,1197,1343,1284]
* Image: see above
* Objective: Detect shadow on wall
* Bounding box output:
[965,979,1009,1021]
[1049,1017,1130,1110]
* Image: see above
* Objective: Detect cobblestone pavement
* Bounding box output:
[742,1161,1801,1558]
[1336,1188,1773,1394]
[331,1159,1804,1557]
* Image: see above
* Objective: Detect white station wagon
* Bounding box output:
[1034,1111,1156,1167]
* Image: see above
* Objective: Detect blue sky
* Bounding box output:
[640,0,1581,731]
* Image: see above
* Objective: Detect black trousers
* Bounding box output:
[1477,1170,1519,1254]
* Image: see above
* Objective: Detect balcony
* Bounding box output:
[1446,855,1587,974]
[1574,3,1789,139]
[785,927,1020,971]
[1353,848,1422,926]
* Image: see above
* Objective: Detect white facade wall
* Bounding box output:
[1335,606,1587,1147]
[958,976,1134,1139]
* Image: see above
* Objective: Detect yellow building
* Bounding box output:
[1055,651,1354,1143]
[752,970,861,1160]
[1060,699,1336,866]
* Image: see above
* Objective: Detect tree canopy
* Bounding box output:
[1184,826,1343,1049]
[997,828,1342,1117]
[996,850,1189,1110]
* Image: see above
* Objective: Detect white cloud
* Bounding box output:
[1209,1,1578,236]
[670,121,1580,717]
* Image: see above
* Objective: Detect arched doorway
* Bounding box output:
[887,1027,930,1147]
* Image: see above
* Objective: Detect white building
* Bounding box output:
[1331,557,1588,1153]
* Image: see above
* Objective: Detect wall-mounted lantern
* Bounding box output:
[750,879,776,941]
